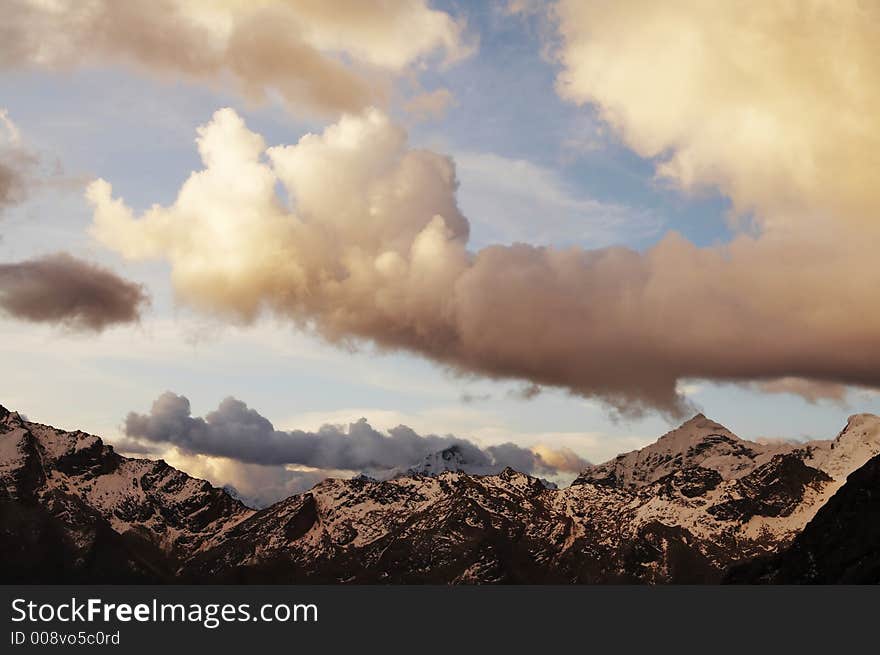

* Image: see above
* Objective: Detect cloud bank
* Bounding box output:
[2,0,467,116]
[122,392,584,480]
[89,101,880,415]
[0,253,148,331]
[116,433,330,509]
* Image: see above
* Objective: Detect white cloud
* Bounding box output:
[553,0,880,228]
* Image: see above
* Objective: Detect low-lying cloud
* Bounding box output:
[115,435,329,509]
[0,253,148,331]
[2,0,468,116]
[123,392,586,478]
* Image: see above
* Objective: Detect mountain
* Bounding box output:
[574,414,786,488]
[725,450,880,583]
[0,405,252,582]
[407,444,479,476]
[405,445,558,489]
[2,403,880,583]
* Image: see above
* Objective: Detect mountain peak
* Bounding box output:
[574,413,759,489]
[845,413,880,428]
[653,413,739,449]
[407,444,472,476]
[4,403,880,584]
[677,412,723,429]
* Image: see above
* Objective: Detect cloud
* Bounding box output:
[552,0,880,228]
[88,107,880,417]
[508,384,542,401]
[754,377,849,406]
[115,433,328,507]
[217,465,329,509]
[504,0,544,16]
[530,444,588,473]
[0,253,148,331]
[404,88,455,122]
[454,150,660,246]
[0,109,148,332]
[2,0,468,116]
[0,108,38,215]
[122,392,576,479]
[460,392,491,404]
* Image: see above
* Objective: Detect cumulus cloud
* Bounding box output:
[115,433,327,508]
[86,105,880,415]
[1,0,468,116]
[530,444,588,473]
[122,392,576,479]
[0,253,147,330]
[552,0,880,228]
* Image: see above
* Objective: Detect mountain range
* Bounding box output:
[2,403,879,583]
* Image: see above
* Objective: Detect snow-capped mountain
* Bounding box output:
[726,449,880,584]
[3,402,880,583]
[407,444,481,476]
[404,445,558,489]
[576,413,795,488]
[0,405,252,582]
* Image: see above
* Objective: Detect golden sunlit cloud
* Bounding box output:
[87,106,880,416]
[553,0,880,227]
[2,0,470,116]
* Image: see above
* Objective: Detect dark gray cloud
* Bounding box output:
[123,392,582,477]
[0,252,148,330]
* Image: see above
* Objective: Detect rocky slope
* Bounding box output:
[0,405,251,582]
[726,451,880,583]
[2,404,879,583]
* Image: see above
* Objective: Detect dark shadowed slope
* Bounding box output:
[726,452,880,584]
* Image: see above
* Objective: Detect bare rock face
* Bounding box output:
[2,403,880,583]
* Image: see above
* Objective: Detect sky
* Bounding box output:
[2,0,879,505]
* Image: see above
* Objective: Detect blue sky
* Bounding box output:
[1,1,876,492]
